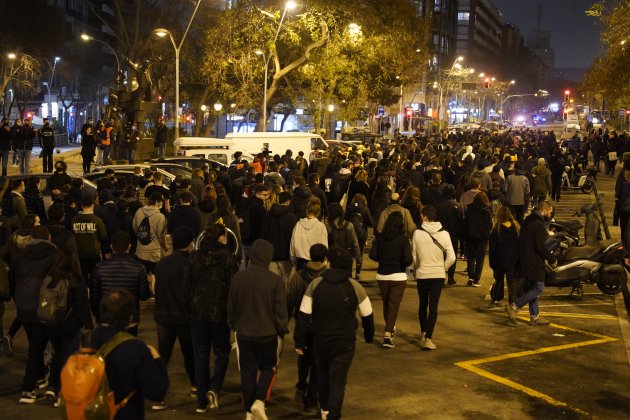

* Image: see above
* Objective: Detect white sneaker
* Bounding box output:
[246,413,253,420]
[151,401,167,410]
[423,338,437,350]
[419,331,426,345]
[321,409,330,420]
[251,400,267,420]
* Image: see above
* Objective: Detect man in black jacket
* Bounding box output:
[435,185,463,285]
[228,239,288,420]
[183,223,239,413]
[307,173,328,218]
[0,117,11,176]
[167,191,202,235]
[18,117,36,174]
[292,176,312,219]
[152,227,196,411]
[154,118,167,158]
[261,191,297,284]
[506,201,556,326]
[64,290,169,420]
[242,184,269,267]
[38,118,55,172]
[294,246,374,420]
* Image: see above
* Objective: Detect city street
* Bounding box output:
[1,153,629,419]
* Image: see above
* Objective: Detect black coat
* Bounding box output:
[435,198,463,244]
[261,204,298,262]
[81,133,96,158]
[464,202,493,242]
[308,183,328,217]
[292,186,312,219]
[167,204,202,235]
[489,223,520,272]
[374,233,412,275]
[154,250,191,325]
[518,212,556,282]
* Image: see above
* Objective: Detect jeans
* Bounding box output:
[377,280,406,334]
[41,147,53,173]
[236,334,281,412]
[18,150,31,174]
[515,280,545,317]
[125,148,136,164]
[157,323,195,387]
[96,147,103,165]
[315,344,354,420]
[417,278,445,339]
[0,150,9,176]
[466,239,488,283]
[102,145,111,165]
[157,144,165,158]
[191,320,230,406]
[22,322,48,392]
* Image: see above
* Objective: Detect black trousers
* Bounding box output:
[41,148,53,173]
[82,155,92,174]
[48,322,80,391]
[157,323,196,387]
[490,269,519,303]
[79,257,100,290]
[22,322,48,392]
[417,278,445,339]
[191,321,230,405]
[315,344,355,420]
[509,204,525,225]
[296,330,317,403]
[466,239,487,283]
[236,335,280,412]
[551,175,562,201]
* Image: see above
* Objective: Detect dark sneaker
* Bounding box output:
[445,280,457,287]
[467,279,474,286]
[206,390,219,409]
[382,337,395,349]
[44,389,56,400]
[151,401,167,411]
[294,386,306,404]
[19,391,41,404]
[530,316,550,326]
[37,371,49,389]
[195,403,208,414]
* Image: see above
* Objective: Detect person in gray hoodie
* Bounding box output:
[376,192,416,237]
[503,161,530,225]
[228,239,289,420]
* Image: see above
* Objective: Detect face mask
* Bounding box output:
[44,123,50,127]
[56,166,62,172]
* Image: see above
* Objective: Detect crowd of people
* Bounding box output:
[0,123,627,419]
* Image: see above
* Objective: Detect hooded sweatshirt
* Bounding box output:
[228,239,289,341]
[286,261,328,318]
[132,205,167,262]
[261,204,298,261]
[462,145,475,161]
[290,217,328,260]
[167,203,202,235]
[412,221,456,279]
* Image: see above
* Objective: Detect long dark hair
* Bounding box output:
[328,203,345,227]
[382,211,404,241]
[47,250,81,287]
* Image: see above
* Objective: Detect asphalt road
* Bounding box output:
[1,147,629,419]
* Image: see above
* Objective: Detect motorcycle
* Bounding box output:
[549,202,602,252]
[561,167,596,194]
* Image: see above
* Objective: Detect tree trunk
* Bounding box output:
[193,85,211,136]
[279,110,291,132]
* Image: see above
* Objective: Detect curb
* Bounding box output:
[614,290,630,368]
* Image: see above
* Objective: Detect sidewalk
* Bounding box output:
[4,146,82,176]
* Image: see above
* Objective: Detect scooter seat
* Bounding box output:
[563,245,600,261]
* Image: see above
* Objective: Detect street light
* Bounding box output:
[254,1,298,132]
[43,56,61,119]
[152,0,203,141]
[7,53,16,60]
[500,90,549,121]
[80,34,120,75]
[436,56,466,126]
[213,102,223,137]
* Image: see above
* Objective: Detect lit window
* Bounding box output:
[458,12,470,20]
[434,0,441,12]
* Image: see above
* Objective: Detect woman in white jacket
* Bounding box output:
[290,200,328,270]
[412,205,456,350]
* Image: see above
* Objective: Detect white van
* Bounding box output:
[173,137,255,165]
[224,132,328,162]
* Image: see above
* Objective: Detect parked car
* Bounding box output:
[0,173,97,208]
[148,157,228,172]
[84,165,176,188]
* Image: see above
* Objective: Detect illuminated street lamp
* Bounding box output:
[213,102,223,137]
[80,34,120,75]
[7,53,16,60]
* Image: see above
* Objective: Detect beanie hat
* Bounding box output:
[172,226,195,250]
[538,158,545,165]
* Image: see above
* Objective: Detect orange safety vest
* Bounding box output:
[250,161,263,174]
[101,127,113,146]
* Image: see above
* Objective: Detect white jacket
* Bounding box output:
[290,217,328,260]
[412,221,456,279]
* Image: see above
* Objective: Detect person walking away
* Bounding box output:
[294,246,374,420]
[286,244,328,413]
[326,203,362,279]
[292,176,313,219]
[182,223,239,412]
[80,123,96,174]
[376,192,416,237]
[133,192,168,291]
[228,239,289,420]
[90,232,150,336]
[412,206,456,350]
[531,158,552,204]
[372,212,412,349]
[435,185,463,286]
[12,225,59,403]
[3,179,28,231]
[155,118,167,158]
[503,161,530,225]
[24,177,47,223]
[71,196,107,289]
[290,200,328,271]
[463,192,493,287]
[261,191,298,285]
[241,184,269,267]
[506,201,557,326]
[167,191,202,236]
[38,118,55,173]
[548,151,565,202]
[488,207,521,306]
[62,290,169,419]
[152,227,197,411]
[0,117,12,176]
[347,193,373,262]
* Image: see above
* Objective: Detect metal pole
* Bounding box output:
[263,53,268,132]
[175,46,180,140]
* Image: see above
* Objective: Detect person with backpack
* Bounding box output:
[292,176,313,219]
[61,290,169,420]
[3,179,27,231]
[291,200,328,271]
[71,196,108,289]
[24,177,47,223]
[463,192,493,287]
[326,203,362,279]
[261,191,298,285]
[531,158,552,204]
[307,173,328,218]
[132,192,168,288]
[286,244,328,414]
[90,231,150,336]
[12,225,59,403]
[167,191,202,236]
[347,193,372,260]
[208,193,243,263]
[412,206,456,350]
[294,246,374,420]
[488,207,521,306]
[434,184,463,286]
[371,211,412,349]
[228,239,289,420]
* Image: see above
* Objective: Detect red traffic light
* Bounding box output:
[26,112,33,119]
[626,110,630,115]
[405,108,413,117]
[185,115,192,122]
[564,90,571,95]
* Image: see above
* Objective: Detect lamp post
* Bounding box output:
[327,104,335,140]
[45,56,61,119]
[153,0,203,141]
[213,102,223,137]
[80,34,120,75]
[254,1,297,132]
[436,56,464,127]
[500,90,548,122]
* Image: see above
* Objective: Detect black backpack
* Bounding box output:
[135,213,153,246]
[329,221,353,251]
[348,212,367,243]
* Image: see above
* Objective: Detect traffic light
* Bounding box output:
[26,112,33,119]
[484,78,490,89]
[564,90,571,102]
[405,108,413,118]
[185,115,192,122]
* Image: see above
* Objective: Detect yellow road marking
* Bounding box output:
[483,308,617,320]
[455,314,619,417]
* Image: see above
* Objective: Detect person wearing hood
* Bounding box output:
[331,162,353,204]
[228,239,289,420]
[291,200,328,271]
[531,158,552,204]
[132,192,168,286]
[167,191,202,236]
[376,192,417,237]
[463,192,493,287]
[241,184,269,267]
[286,244,328,413]
[261,191,298,284]
[488,207,521,306]
[307,173,328,218]
[294,246,374,420]
[412,206,456,350]
[292,176,313,219]
[182,223,239,413]
[12,225,59,403]
[461,145,475,162]
[434,185,463,286]
[468,162,493,192]
[45,203,79,256]
[347,170,370,211]
[503,161,530,224]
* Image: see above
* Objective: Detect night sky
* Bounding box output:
[492,0,602,68]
